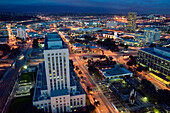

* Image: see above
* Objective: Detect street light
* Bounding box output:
[23,65,28,69]
[143,97,148,102]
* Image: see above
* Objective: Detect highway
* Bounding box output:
[0,35,32,113]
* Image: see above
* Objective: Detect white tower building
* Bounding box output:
[33,32,86,113]
[17,28,27,39]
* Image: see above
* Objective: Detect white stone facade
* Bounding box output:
[33,33,86,113]
[17,28,27,39]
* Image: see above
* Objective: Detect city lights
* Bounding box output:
[0,1,169,113]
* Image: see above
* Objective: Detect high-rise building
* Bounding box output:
[17,28,27,39]
[127,12,137,31]
[144,28,161,43]
[33,32,86,113]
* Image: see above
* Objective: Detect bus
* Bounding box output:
[111,103,119,113]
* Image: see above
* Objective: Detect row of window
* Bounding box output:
[47,53,66,56]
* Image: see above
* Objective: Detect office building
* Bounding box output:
[144,28,161,43]
[17,28,27,39]
[106,21,117,28]
[137,47,170,87]
[33,32,86,113]
[127,12,137,31]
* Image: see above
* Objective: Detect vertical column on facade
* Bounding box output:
[54,54,57,90]
[79,98,81,107]
[47,104,50,113]
[75,98,78,107]
[58,55,61,89]
[62,54,65,89]
[50,55,54,90]
[62,105,64,113]
[58,105,60,113]
[56,54,59,90]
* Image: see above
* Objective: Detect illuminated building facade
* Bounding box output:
[33,32,86,113]
[144,28,161,43]
[137,47,170,87]
[17,28,27,39]
[127,12,137,31]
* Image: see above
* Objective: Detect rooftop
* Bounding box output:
[73,43,85,47]
[51,89,69,97]
[33,63,48,102]
[69,63,86,95]
[144,27,161,31]
[100,66,132,77]
[46,32,62,41]
[44,32,67,50]
[140,47,170,61]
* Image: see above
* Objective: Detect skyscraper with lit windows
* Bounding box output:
[127,12,137,31]
[33,32,86,113]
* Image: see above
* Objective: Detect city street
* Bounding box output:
[0,41,32,113]
[61,33,125,113]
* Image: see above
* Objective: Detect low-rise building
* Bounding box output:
[72,43,86,53]
[99,66,133,82]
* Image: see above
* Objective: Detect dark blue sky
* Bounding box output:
[0,0,170,14]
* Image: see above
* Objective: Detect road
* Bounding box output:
[60,33,122,113]
[0,42,32,113]
[59,30,170,113]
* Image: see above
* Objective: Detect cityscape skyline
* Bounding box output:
[0,0,169,112]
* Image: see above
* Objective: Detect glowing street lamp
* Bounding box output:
[143,97,148,102]
[23,65,28,69]
[153,108,161,113]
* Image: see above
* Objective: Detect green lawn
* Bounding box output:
[20,72,34,83]
[7,96,32,113]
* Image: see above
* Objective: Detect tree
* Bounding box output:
[129,55,134,59]
[87,60,92,66]
[124,45,129,50]
[149,43,156,47]
[143,67,149,71]
[136,67,142,72]
[32,39,38,48]
[79,71,82,74]
[0,44,10,52]
[76,66,79,70]
[127,61,133,66]
[157,89,170,106]
[83,56,87,60]
[113,61,117,65]
[109,56,113,61]
[101,50,104,55]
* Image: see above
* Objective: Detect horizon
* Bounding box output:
[0,0,170,14]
